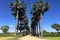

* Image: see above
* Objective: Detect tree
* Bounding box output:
[1,25,9,33]
[9,0,29,37]
[30,0,50,37]
[51,24,60,33]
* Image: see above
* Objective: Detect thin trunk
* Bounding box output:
[37,24,39,35]
[15,10,19,40]
[36,23,38,35]
[39,13,43,37]
[39,20,40,37]
[57,30,59,33]
[40,13,43,37]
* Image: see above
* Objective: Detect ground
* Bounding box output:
[0,35,60,40]
[19,35,49,40]
[0,37,13,40]
[47,37,60,40]
[0,35,49,40]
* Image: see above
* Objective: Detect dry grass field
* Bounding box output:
[0,37,14,40]
[1,35,60,40]
[0,35,49,40]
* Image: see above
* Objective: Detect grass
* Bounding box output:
[46,37,60,40]
[7,37,15,40]
[0,34,60,40]
[0,37,60,40]
[0,37,19,40]
[0,37,14,40]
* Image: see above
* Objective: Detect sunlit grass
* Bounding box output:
[0,37,19,40]
[46,37,60,40]
[0,37,60,40]
[0,37,14,40]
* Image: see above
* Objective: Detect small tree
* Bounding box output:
[1,25,9,34]
[51,24,60,33]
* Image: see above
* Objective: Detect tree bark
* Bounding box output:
[31,26,36,36]
[15,10,19,39]
[39,13,43,37]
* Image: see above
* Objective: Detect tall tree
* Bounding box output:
[9,0,29,37]
[1,25,9,34]
[30,0,50,37]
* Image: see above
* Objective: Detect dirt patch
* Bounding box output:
[19,35,49,40]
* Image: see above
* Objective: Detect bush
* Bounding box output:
[0,33,14,37]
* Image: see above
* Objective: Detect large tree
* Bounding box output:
[30,0,50,37]
[1,25,9,34]
[9,0,29,36]
[51,24,60,33]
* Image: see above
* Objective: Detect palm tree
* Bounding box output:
[10,0,26,37]
[1,25,9,34]
[30,0,50,37]
[9,0,29,37]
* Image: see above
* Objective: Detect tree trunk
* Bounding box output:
[39,13,43,37]
[36,23,38,35]
[15,10,19,39]
[39,21,40,37]
[57,30,59,33]
[31,26,36,36]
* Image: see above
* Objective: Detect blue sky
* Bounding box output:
[0,0,60,33]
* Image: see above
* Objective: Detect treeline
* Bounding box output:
[0,33,14,37]
[0,31,60,37]
[43,31,60,37]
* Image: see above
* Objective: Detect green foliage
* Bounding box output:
[0,33,15,37]
[9,0,30,35]
[43,32,60,37]
[51,24,60,32]
[30,0,50,36]
[35,30,60,37]
[7,38,15,40]
[1,25,9,34]
[47,37,60,40]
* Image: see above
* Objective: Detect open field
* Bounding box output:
[0,35,60,40]
[0,35,49,40]
[46,37,60,40]
[0,37,14,40]
[19,35,49,40]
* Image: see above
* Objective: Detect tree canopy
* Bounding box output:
[51,24,60,32]
[1,25,9,33]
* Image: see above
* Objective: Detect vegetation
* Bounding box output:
[30,0,50,36]
[1,25,9,34]
[0,33,60,40]
[0,0,60,40]
[47,37,60,40]
[0,33,14,37]
[51,24,60,33]
[43,32,60,37]
[34,30,60,37]
[9,0,30,36]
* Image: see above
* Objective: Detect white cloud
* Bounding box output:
[9,25,14,28]
[0,30,3,33]
[9,25,15,33]
[9,29,15,32]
